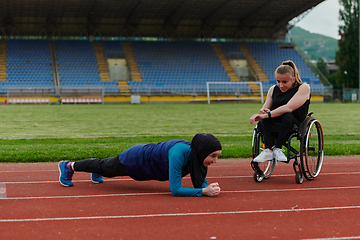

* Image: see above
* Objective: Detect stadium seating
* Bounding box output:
[218,42,325,93]
[55,40,119,93]
[101,41,126,58]
[128,41,251,94]
[2,39,326,99]
[245,42,324,92]
[220,42,246,59]
[5,39,54,91]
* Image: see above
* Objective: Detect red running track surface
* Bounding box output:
[0,156,360,240]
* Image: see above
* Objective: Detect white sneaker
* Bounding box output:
[273,148,287,162]
[253,149,273,162]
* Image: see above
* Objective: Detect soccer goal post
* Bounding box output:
[206,81,264,104]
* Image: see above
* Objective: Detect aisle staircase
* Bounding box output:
[0,41,7,81]
[92,42,111,81]
[93,41,130,95]
[211,43,238,81]
[117,80,131,95]
[239,43,268,94]
[121,42,143,81]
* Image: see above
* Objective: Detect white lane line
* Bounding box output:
[303,237,360,240]
[1,178,133,184]
[2,171,360,184]
[2,185,360,200]
[225,185,360,193]
[0,160,355,173]
[0,170,58,173]
[1,205,360,223]
[3,192,170,200]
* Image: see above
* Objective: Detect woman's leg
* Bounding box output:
[253,119,276,162]
[274,113,299,149]
[262,118,276,149]
[59,156,128,187]
[254,114,298,163]
[270,113,300,162]
[73,156,128,178]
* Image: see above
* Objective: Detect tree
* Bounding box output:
[316,58,329,77]
[335,0,359,88]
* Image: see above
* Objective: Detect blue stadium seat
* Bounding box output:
[6,39,54,90]
[55,40,117,91]
[246,42,323,94]
[129,41,240,94]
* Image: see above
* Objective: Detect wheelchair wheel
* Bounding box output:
[252,128,275,179]
[300,118,324,181]
[253,169,265,182]
[295,171,304,184]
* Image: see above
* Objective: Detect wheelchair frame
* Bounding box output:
[251,112,324,184]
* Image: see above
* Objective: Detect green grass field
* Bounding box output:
[0,102,359,162]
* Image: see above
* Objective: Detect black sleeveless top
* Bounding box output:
[271,85,310,123]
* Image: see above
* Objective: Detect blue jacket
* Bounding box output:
[118,140,206,196]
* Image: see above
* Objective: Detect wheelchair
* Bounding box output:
[251,112,324,184]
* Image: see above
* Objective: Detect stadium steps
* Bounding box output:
[239,44,268,81]
[0,41,7,81]
[92,42,111,81]
[211,43,238,81]
[239,43,268,94]
[121,42,143,81]
[117,80,130,95]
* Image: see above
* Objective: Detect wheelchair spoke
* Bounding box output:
[302,120,324,179]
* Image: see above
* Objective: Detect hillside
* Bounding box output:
[289,26,338,61]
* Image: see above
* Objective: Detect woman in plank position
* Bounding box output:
[59,133,222,197]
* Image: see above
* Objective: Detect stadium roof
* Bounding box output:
[0,0,325,40]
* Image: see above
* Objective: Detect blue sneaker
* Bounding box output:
[91,173,103,184]
[58,161,74,187]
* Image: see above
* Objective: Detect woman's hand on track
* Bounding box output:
[202,182,221,197]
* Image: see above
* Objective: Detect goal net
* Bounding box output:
[206,81,264,104]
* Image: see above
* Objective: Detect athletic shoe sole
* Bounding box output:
[91,173,103,184]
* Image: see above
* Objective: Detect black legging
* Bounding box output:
[73,156,128,178]
[263,112,300,149]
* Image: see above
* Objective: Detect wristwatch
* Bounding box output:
[266,111,271,119]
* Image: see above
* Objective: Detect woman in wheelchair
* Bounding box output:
[249,60,310,163]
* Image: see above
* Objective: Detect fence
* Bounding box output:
[343,88,359,102]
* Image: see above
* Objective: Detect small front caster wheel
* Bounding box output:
[295,171,304,184]
[253,169,265,183]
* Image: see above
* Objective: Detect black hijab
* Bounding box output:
[189,133,222,188]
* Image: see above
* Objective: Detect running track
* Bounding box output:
[1,156,360,240]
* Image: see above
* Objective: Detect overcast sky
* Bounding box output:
[295,0,342,39]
